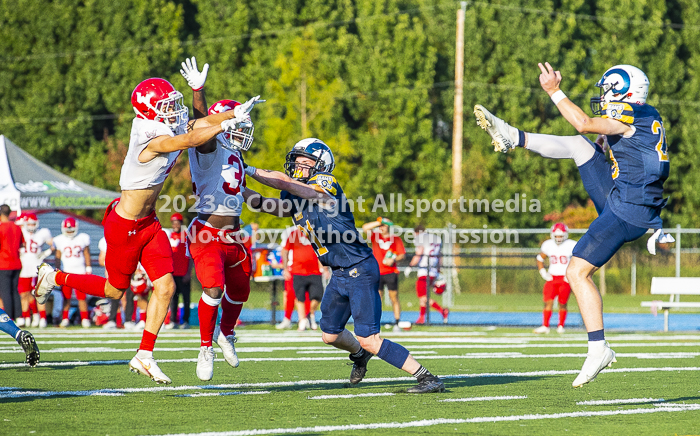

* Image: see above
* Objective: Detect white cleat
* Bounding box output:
[275,318,292,330]
[81,319,91,329]
[134,320,146,331]
[129,355,172,384]
[474,104,520,153]
[533,325,550,334]
[196,346,216,381]
[164,322,176,330]
[39,318,48,329]
[59,318,70,328]
[557,325,565,334]
[123,321,136,330]
[31,314,40,328]
[33,263,57,305]
[16,317,25,327]
[103,320,117,330]
[297,317,309,332]
[309,314,318,331]
[572,342,617,388]
[213,325,239,368]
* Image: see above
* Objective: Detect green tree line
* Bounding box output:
[1,0,697,229]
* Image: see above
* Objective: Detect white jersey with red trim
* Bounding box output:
[414,232,441,278]
[19,228,52,278]
[188,137,246,217]
[119,118,184,190]
[54,233,91,274]
[541,238,577,276]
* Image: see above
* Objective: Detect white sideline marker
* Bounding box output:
[577,398,665,406]
[154,404,700,436]
[308,393,396,400]
[439,395,527,403]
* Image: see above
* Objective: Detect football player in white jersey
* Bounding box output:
[533,223,578,334]
[405,225,448,324]
[179,57,282,381]
[34,70,264,384]
[53,217,92,328]
[17,213,52,328]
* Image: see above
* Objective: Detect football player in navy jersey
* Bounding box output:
[474,63,671,388]
[244,138,444,393]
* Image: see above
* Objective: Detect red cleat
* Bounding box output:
[442,308,449,324]
[415,316,425,325]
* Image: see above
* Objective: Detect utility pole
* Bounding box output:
[452,1,467,204]
[301,71,308,137]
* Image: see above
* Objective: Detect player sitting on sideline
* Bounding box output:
[362,217,406,332]
[34,73,262,384]
[474,63,671,387]
[533,223,577,334]
[245,138,445,393]
[17,213,52,328]
[405,225,448,324]
[53,217,92,328]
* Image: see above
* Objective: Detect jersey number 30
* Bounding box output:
[652,120,669,162]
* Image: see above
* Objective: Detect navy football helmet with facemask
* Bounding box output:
[284,138,335,182]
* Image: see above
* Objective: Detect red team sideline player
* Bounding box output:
[53,217,92,328]
[16,213,52,328]
[34,70,262,384]
[533,223,577,334]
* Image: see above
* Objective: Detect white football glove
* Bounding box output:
[539,268,553,281]
[180,56,209,91]
[233,95,266,120]
[647,229,675,255]
[404,267,413,278]
[38,248,53,262]
[85,266,93,275]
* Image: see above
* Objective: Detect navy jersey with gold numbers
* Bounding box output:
[601,102,670,228]
[280,172,373,269]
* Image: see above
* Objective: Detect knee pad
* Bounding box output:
[376,339,410,370]
[201,293,222,307]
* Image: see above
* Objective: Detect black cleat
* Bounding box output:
[407,375,445,394]
[349,350,373,384]
[17,330,40,367]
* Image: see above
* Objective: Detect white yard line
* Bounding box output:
[308,392,396,400]
[153,404,700,436]
[577,398,665,406]
[439,396,527,402]
[176,391,270,398]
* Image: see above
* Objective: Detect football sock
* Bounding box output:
[39,310,46,319]
[350,348,367,359]
[22,310,30,319]
[0,308,21,339]
[376,339,410,370]
[412,365,434,379]
[524,133,595,166]
[198,294,221,347]
[62,310,69,321]
[430,301,443,312]
[395,319,400,325]
[419,306,427,318]
[517,129,526,147]
[543,310,552,327]
[558,309,568,326]
[55,272,107,298]
[587,329,605,342]
[304,294,311,317]
[29,300,38,314]
[80,311,89,321]
[139,330,158,352]
[220,292,243,337]
[284,287,294,319]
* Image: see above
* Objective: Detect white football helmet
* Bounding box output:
[590,65,649,115]
[284,138,335,182]
[551,223,569,245]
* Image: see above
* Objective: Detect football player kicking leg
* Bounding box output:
[475,63,671,387]
[179,58,262,381]
[33,68,263,384]
[244,138,444,393]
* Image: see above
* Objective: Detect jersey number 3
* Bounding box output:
[652,120,669,162]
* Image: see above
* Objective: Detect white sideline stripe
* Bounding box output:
[308,393,396,400]
[439,395,527,403]
[577,398,665,406]
[154,404,700,436]
[176,391,270,398]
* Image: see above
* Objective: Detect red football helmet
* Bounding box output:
[551,222,569,245]
[208,99,254,151]
[433,274,447,295]
[131,78,189,132]
[61,217,78,239]
[22,213,38,233]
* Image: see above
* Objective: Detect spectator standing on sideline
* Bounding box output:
[0,204,24,321]
[165,213,191,329]
[362,217,406,332]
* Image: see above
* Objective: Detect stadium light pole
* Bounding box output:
[451,1,467,208]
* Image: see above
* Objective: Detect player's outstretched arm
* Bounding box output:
[245,167,336,205]
[361,218,382,233]
[243,189,293,218]
[538,62,633,136]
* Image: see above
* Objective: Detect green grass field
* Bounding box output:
[2,326,700,435]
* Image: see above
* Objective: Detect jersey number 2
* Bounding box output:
[652,120,669,162]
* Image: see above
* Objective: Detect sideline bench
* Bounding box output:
[641,277,700,332]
